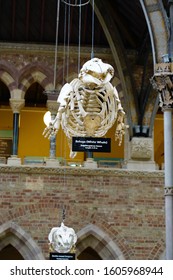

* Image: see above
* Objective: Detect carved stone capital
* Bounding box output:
[10,89,24,99]
[46,100,59,115]
[165,187,173,196]
[130,137,153,160]
[151,62,173,110]
[10,98,25,113]
[154,62,173,75]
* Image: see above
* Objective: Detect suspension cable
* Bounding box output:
[61,0,90,7]
[67,4,71,80]
[53,0,61,89]
[91,0,95,59]
[63,3,67,84]
[62,1,71,82]
[78,0,82,72]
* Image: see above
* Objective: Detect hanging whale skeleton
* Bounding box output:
[43,58,126,158]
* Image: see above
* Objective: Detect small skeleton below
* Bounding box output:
[43,58,126,158]
[48,222,77,253]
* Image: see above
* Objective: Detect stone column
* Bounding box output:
[7,98,25,165]
[151,62,173,259]
[46,100,60,167]
[164,108,173,260]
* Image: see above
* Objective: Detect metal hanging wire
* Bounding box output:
[43,0,61,96]
[62,0,90,75]
[53,0,61,90]
[62,2,67,85]
[62,2,71,84]
[78,0,82,72]
[66,4,71,81]
[91,0,95,59]
[61,0,90,7]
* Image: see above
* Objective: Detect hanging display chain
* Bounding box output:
[62,206,66,223]
[61,0,90,7]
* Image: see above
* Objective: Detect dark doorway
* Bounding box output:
[0,244,24,260]
[78,247,102,260]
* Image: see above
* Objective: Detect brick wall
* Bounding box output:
[0,165,165,259]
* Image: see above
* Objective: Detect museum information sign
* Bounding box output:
[72,137,111,152]
[49,253,75,260]
[0,138,12,157]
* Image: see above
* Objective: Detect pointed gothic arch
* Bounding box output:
[0,221,45,260]
[0,60,17,85]
[0,71,15,91]
[76,224,125,260]
[19,70,53,93]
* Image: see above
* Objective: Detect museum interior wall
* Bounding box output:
[0,43,166,260]
[0,44,164,168]
[0,166,165,260]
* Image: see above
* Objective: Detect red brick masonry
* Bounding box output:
[0,166,165,260]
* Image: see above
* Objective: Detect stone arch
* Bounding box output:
[148,238,165,260]
[18,63,54,93]
[0,221,45,260]
[139,1,168,134]
[19,70,53,94]
[0,71,15,91]
[76,224,125,260]
[139,0,169,63]
[138,1,168,135]
[0,60,18,92]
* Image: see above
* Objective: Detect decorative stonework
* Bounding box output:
[151,62,173,109]
[165,187,173,196]
[154,62,172,74]
[0,165,164,178]
[131,137,153,160]
[9,98,25,113]
[46,100,59,115]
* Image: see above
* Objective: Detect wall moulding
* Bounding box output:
[0,165,164,178]
[0,42,112,57]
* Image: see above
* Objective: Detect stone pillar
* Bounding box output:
[164,108,173,260]
[46,100,60,167]
[151,62,173,259]
[7,98,25,166]
[126,137,156,170]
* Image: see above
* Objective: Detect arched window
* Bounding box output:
[76,224,124,260]
[0,222,45,260]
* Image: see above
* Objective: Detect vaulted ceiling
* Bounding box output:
[0,0,149,48]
